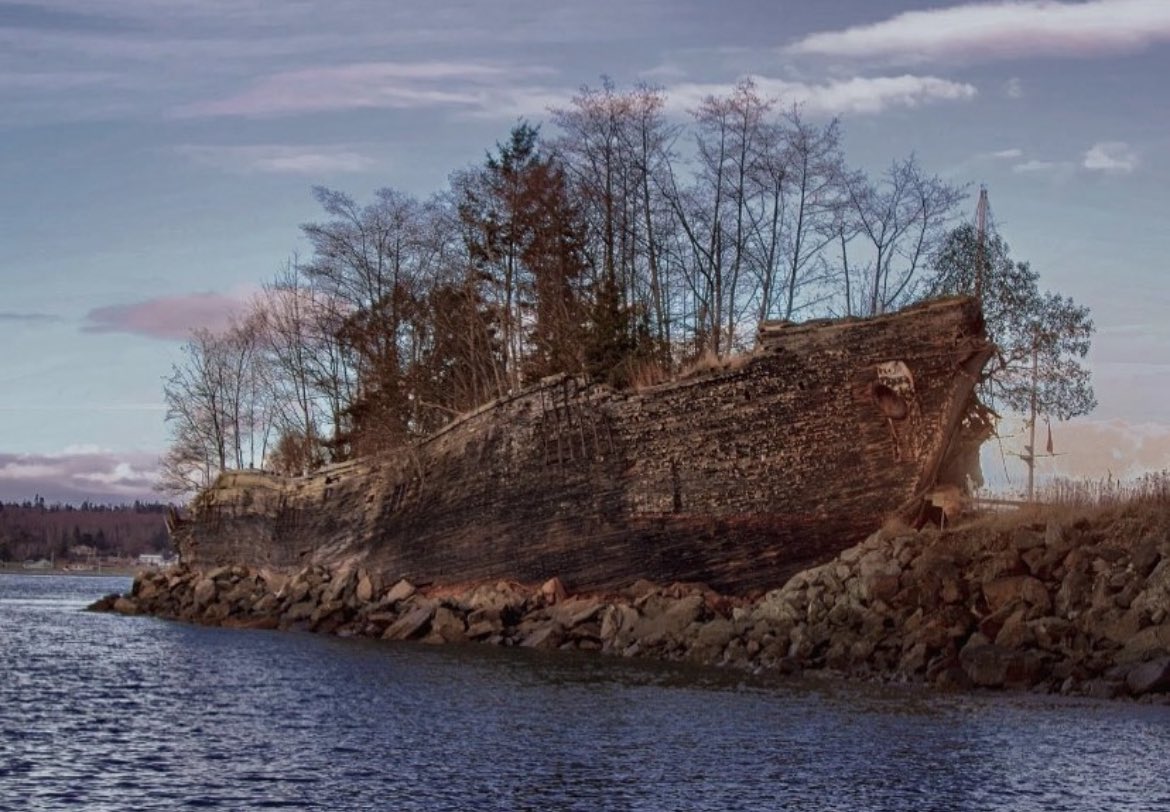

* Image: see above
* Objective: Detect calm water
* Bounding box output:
[2,574,1169,811]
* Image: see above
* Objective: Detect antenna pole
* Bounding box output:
[974,186,989,302]
[1027,340,1038,502]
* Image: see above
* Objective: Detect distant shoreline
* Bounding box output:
[0,564,138,578]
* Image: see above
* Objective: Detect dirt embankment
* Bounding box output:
[94,502,1170,701]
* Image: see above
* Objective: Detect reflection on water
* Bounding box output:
[2,573,1169,811]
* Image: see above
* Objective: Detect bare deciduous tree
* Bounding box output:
[160,318,273,495]
[840,156,965,315]
[552,80,680,374]
[300,185,440,453]
[161,79,1086,497]
[764,108,846,321]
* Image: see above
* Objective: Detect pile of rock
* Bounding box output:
[91,502,1170,700]
[89,564,749,659]
[747,506,1170,698]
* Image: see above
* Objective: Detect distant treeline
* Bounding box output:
[0,499,171,563]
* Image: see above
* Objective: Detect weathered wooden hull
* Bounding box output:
[174,296,992,594]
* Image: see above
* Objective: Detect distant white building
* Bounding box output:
[137,553,167,567]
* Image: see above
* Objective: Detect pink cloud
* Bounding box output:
[83,291,249,340]
[177,60,553,118]
[983,417,1170,495]
[0,450,161,504]
[1044,419,1170,479]
[788,1,1170,64]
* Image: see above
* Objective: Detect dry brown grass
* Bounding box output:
[1037,470,1170,508]
[964,471,1170,536]
[966,500,1095,533]
[626,358,671,392]
[676,348,760,381]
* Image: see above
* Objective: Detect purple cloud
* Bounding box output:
[175,60,554,118]
[83,291,249,340]
[0,449,161,505]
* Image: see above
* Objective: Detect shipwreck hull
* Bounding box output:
[175,296,992,594]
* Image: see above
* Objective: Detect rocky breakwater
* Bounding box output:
[93,502,1170,700]
[753,504,1170,699]
[89,564,757,663]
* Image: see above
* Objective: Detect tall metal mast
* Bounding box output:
[974,186,989,302]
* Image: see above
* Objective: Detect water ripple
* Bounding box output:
[3,574,1170,811]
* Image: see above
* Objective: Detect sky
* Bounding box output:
[1,0,1168,503]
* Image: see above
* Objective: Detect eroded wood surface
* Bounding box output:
[175,296,991,594]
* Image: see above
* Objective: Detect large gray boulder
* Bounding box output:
[1125,658,1170,696]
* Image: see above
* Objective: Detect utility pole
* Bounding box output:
[1026,340,1038,502]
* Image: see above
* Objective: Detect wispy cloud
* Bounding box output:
[177,60,556,118]
[0,449,160,503]
[1083,141,1139,173]
[1011,158,1075,175]
[173,143,377,175]
[1005,77,1024,99]
[460,85,575,120]
[0,2,590,126]
[175,65,978,128]
[0,70,125,90]
[667,73,976,117]
[992,141,1139,177]
[0,311,60,322]
[1037,419,1170,480]
[982,416,1170,493]
[0,1,145,34]
[83,291,249,340]
[787,0,1170,64]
